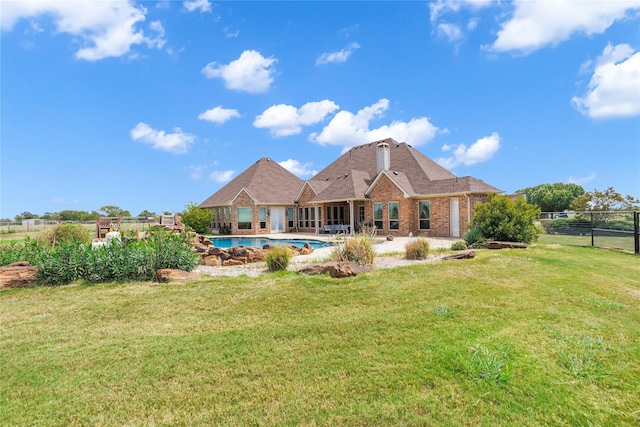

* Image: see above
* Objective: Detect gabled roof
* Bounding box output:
[307,138,502,202]
[200,158,304,207]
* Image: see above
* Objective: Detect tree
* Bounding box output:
[137,210,157,218]
[181,202,216,234]
[472,194,540,243]
[516,182,584,212]
[571,187,639,212]
[14,211,39,221]
[99,205,131,217]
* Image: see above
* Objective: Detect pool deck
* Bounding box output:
[223,232,458,262]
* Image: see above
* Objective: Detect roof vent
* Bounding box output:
[376,142,390,174]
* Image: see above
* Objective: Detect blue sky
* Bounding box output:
[2,0,639,219]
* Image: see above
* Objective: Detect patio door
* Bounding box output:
[270,208,285,233]
[450,198,460,238]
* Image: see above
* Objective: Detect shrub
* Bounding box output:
[4,229,198,285]
[463,229,485,248]
[472,194,540,243]
[405,238,430,260]
[451,240,467,251]
[332,233,375,266]
[181,202,216,234]
[265,245,291,272]
[0,237,46,267]
[42,223,92,247]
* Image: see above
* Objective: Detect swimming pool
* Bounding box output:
[209,236,331,249]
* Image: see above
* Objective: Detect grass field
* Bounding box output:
[1,244,639,426]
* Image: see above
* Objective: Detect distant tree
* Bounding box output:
[571,187,639,213]
[99,205,131,217]
[137,210,158,218]
[516,182,584,212]
[14,211,39,221]
[55,210,95,221]
[181,202,216,234]
[471,194,540,243]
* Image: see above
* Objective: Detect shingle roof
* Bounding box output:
[200,139,503,208]
[199,158,304,207]
[307,138,502,202]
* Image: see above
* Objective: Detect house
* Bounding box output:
[200,138,502,237]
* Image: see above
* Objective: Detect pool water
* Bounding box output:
[209,237,331,249]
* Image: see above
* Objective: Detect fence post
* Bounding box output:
[634,211,639,255]
[590,212,594,247]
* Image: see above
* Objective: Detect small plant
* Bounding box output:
[558,350,604,379]
[42,223,92,247]
[331,233,375,265]
[405,237,430,260]
[463,228,485,248]
[454,344,512,384]
[450,240,467,251]
[433,305,455,318]
[265,245,291,272]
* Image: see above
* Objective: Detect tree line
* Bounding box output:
[8,206,160,222]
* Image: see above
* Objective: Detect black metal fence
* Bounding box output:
[539,211,639,254]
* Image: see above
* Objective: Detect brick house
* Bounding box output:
[200,138,502,237]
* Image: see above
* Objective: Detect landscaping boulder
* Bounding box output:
[156,269,199,283]
[0,261,38,290]
[486,241,528,249]
[297,261,372,278]
[442,250,475,260]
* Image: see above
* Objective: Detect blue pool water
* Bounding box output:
[210,237,331,249]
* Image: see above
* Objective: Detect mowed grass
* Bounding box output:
[1,244,639,426]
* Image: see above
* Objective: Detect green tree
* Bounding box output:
[516,182,584,212]
[137,210,158,218]
[472,194,540,243]
[571,187,639,212]
[15,211,39,221]
[181,202,216,234]
[99,205,131,217]
[55,210,96,221]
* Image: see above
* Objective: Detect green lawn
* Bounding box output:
[2,244,639,426]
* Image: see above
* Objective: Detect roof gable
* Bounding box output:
[200,158,304,207]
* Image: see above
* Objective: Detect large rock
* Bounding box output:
[202,255,221,266]
[0,261,38,289]
[442,250,475,260]
[156,269,199,283]
[297,261,373,278]
[486,241,528,249]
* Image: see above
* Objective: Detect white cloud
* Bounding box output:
[568,172,596,185]
[183,0,212,13]
[130,122,195,154]
[187,165,207,180]
[1,1,166,61]
[429,0,493,24]
[309,99,439,151]
[436,23,463,42]
[437,132,501,168]
[278,159,318,178]
[254,100,339,137]
[202,50,277,94]
[316,43,360,65]
[572,43,640,119]
[489,0,640,54]
[198,106,241,124]
[209,170,234,183]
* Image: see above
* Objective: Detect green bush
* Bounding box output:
[42,223,92,247]
[181,202,216,234]
[463,229,485,248]
[332,233,375,265]
[0,237,46,267]
[451,240,467,251]
[2,229,198,285]
[472,195,540,243]
[265,245,291,272]
[405,238,430,260]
